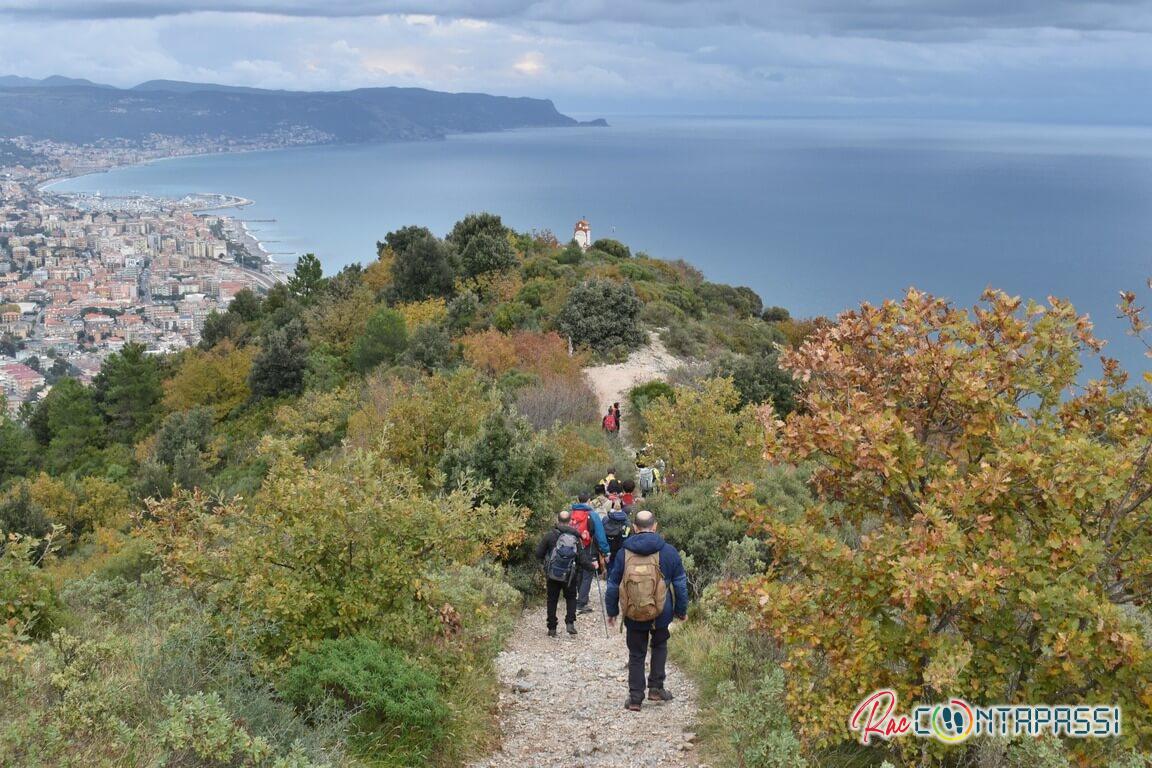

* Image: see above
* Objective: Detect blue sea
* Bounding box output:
[50,116,1152,375]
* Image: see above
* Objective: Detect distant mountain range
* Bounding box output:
[0,76,605,145]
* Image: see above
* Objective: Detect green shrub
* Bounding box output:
[1,531,64,641]
[557,279,646,353]
[710,317,787,356]
[95,536,160,582]
[445,291,480,334]
[647,481,744,591]
[660,321,707,358]
[640,300,686,328]
[672,602,801,768]
[697,282,763,318]
[628,380,675,436]
[440,410,559,510]
[524,254,564,276]
[716,669,807,768]
[663,284,706,318]
[160,691,326,767]
[249,322,310,400]
[281,636,447,762]
[389,230,455,301]
[423,562,521,662]
[460,232,517,279]
[401,324,455,372]
[351,307,408,373]
[555,242,583,265]
[619,261,656,281]
[713,351,797,414]
[649,467,811,590]
[761,306,790,323]
[591,238,631,259]
[0,484,52,538]
[492,300,532,332]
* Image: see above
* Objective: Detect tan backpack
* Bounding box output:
[620,550,666,622]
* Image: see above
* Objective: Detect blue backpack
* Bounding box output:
[546,531,581,584]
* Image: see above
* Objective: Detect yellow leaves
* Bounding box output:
[345,368,495,488]
[923,636,973,693]
[304,285,376,354]
[395,297,447,331]
[464,269,522,303]
[644,377,763,482]
[271,385,358,455]
[363,246,395,292]
[163,340,253,420]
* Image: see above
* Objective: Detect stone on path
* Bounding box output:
[466,599,700,768]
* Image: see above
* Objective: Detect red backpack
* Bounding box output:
[602,412,618,432]
[569,507,592,548]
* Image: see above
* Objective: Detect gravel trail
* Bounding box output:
[583,334,683,444]
[467,599,703,768]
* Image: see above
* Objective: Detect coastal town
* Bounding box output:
[0,135,291,416]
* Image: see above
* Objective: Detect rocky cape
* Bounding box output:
[0,76,606,144]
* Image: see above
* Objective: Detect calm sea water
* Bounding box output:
[50,116,1152,374]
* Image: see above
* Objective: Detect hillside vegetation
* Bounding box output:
[1,213,1150,768]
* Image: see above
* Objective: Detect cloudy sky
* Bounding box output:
[2,0,1152,121]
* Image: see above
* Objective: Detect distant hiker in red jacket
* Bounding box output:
[602,406,618,434]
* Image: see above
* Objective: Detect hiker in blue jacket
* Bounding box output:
[573,493,611,614]
[605,510,689,711]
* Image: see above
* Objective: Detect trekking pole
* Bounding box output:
[594,570,609,639]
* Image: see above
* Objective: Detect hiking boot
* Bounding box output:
[624,700,642,712]
[566,622,578,635]
[547,628,557,637]
[577,606,593,615]
[648,689,674,702]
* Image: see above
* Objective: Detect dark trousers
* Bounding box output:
[626,626,670,703]
[576,567,593,608]
[545,577,578,630]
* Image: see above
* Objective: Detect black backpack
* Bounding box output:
[546,531,581,584]
[603,510,630,557]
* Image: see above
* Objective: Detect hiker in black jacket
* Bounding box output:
[536,509,599,637]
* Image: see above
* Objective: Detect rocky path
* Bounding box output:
[583,334,683,445]
[468,599,703,768]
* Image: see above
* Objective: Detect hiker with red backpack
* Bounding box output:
[570,493,611,614]
[619,479,637,507]
[602,406,619,434]
[605,510,689,711]
[535,509,598,637]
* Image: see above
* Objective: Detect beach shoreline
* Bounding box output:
[35,149,290,277]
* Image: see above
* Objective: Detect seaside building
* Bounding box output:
[573,219,591,250]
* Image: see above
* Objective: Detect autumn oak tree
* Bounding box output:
[722,289,1152,762]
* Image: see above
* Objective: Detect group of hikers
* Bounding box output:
[535,466,689,712]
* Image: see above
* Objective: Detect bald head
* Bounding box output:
[634,510,656,531]
[557,509,572,524]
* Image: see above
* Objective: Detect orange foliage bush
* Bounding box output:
[460,330,586,380]
[459,329,518,377]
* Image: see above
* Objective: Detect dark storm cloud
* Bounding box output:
[6,0,1152,37]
